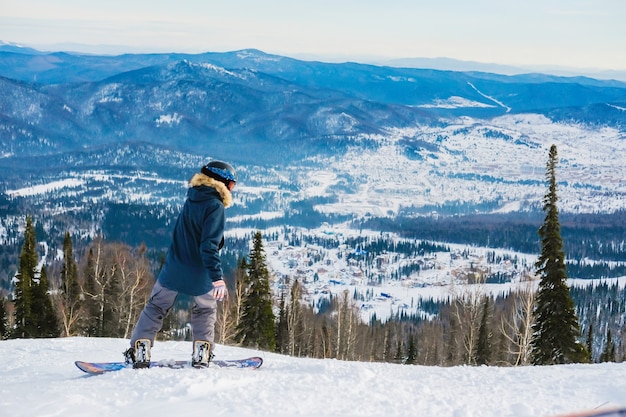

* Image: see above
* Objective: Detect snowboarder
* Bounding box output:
[124,160,237,368]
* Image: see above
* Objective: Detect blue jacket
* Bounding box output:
[157,174,233,296]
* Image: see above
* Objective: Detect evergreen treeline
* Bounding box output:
[572,282,626,362]
[0,144,622,365]
[3,217,155,339]
[12,216,58,338]
[1,217,623,366]
[362,210,626,263]
[3,201,626,293]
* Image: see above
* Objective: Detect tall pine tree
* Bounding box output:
[58,231,82,336]
[31,265,59,337]
[474,297,492,365]
[12,216,38,338]
[530,145,589,365]
[236,231,276,351]
[12,215,58,338]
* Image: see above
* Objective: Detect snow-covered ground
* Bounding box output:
[1,337,625,417]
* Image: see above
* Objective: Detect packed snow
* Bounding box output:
[1,337,625,417]
[6,178,86,197]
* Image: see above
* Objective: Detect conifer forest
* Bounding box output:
[1,146,625,367]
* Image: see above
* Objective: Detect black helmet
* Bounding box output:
[201,160,237,185]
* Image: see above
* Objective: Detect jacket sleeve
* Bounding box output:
[199,200,225,282]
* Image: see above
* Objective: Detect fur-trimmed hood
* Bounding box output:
[189,173,233,208]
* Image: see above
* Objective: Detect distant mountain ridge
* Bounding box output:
[3,41,626,83]
[1,46,625,166]
[0,59,431,163]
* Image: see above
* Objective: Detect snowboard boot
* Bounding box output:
[124,338,151,369]
[191,340,213,368]
[123,347,135,365]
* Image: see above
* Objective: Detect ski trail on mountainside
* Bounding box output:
[467,81,512,112]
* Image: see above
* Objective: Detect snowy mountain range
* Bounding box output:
[1,44,626,297]
[2,44,625,213]
[2,45,626,159]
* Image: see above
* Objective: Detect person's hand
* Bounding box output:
[212,279,228,301]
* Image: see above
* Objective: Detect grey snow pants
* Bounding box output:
[130,281,217,350]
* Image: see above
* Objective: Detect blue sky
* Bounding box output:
[1,0,625,71]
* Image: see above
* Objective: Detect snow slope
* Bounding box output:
[1,337,625,417]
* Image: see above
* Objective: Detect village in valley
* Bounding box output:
[249,226,537,322]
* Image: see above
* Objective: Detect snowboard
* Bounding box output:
[75,356,263,375]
